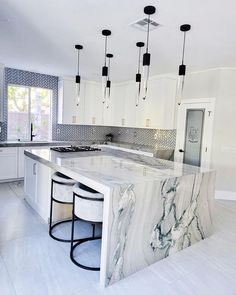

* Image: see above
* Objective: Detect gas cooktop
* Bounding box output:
[50,146,101,153]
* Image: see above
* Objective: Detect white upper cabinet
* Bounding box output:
[57,75,177,129]
[84,81,103,125]
[58,77,85,124]
[102,87,114,126]
[135,76,177,129]
[112,83,126,127]
[111,82,136,127]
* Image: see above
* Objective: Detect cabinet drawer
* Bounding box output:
[0,147,17,155]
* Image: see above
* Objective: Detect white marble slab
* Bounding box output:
[24,148,215,287]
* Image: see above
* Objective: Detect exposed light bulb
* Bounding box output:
[102,75,107,104]
[176,75,185,105]
[76,81,81,106]
[135,82,141,106]
[135,73,142,106]
[142,64,149,100]
[105,80,111,108]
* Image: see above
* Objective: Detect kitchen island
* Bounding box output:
[24,147,215,288]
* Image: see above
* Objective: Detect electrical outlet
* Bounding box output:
[56,129,60,134]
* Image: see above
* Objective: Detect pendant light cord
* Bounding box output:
[104,36,108,66]
[146,15,150,53]
[77,50,80,75]
[108,57,111,79]
[138,47,141,73]
[181,32,186,65]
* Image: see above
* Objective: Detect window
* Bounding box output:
[8,85,52,141]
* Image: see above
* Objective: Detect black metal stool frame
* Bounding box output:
[49,178,79,243]
[70,191,103,271]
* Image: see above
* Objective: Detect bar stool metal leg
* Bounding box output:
[70,192,102,271]
[49,179,79,243]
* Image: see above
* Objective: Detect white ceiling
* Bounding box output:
[1,0,236,81]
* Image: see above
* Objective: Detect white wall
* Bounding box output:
[182,68,236,197]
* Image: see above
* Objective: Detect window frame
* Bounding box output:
[7,83,53,142]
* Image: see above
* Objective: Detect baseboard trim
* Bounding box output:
[215,190,236,201]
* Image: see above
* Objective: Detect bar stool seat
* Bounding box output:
[49,172,77,242]
[70,183,104,271]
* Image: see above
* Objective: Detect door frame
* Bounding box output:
[175,98,215,168]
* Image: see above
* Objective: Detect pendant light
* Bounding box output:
[105,53,113,108]
[101,29,111,104]
[142,5,156,100]
[176,24,191,104]
[75,44,83,106]
[135,42,145,106]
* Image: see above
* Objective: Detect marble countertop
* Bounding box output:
[24,147,210,190]
[0,140,99,147]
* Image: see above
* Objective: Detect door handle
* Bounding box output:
[179,149,185,153]
[33,163,36,175]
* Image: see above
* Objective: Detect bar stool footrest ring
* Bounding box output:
[70,236,101,271]
[49,219,80,243]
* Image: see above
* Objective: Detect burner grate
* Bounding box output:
[50,146,101,153]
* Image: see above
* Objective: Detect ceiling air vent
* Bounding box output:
[130,17,160,31]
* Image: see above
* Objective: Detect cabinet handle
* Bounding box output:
[33,163,36,175]
[146,119,150,127]
[72,116,76,123]
[92,117,96,124]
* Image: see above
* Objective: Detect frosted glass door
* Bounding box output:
[183,109,205,166]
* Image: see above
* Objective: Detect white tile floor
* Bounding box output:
[0,182,236,295]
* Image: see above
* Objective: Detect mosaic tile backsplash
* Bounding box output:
[0,68,176,149]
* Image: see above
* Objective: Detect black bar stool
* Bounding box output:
[70,183,104,271]
[49,172,77,242]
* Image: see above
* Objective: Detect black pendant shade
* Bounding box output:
[135,42,145,106]
[75,44,83,106]
[177,24,191,104]
[102,29,111,104]
[142,5,156,100]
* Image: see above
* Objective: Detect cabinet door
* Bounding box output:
[0,148,17,180]
[124,82,136,127]
[24,156,37,201]
[84,82,103,125]
[35,162,52,221]
[136,77,176,129]
[18,147,25,178]
[112,84,126,126]
[58,77,85,124]
[18,146,50,178]
[102,87,114,126]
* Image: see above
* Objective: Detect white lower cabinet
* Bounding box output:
[24,155,72,223]
[18,146,47,178]
[24,156,37,202]
[24,155,52,222]
[0,148,18,180]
